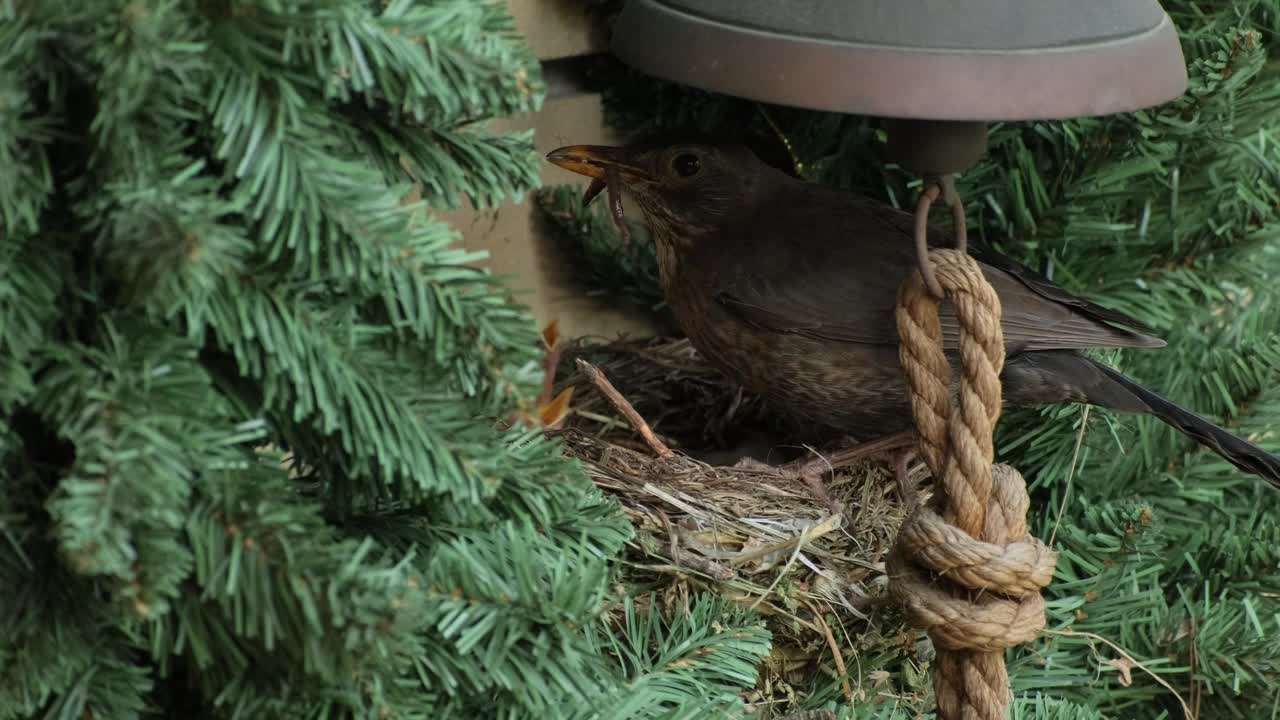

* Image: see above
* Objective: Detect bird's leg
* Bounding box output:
[734,454,854,518]
[730,430,919,516]
[575,358,674,460]
[534,321,562,408]
[893,446,921,511]
[785,429,918,478]
[799,468,846,517]
[730,456,782,472]
[790,430,919,516]
[732,454,847,516]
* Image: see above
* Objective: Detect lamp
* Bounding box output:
[609,0,1188,293]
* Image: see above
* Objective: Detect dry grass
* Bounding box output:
[550,337,933,711]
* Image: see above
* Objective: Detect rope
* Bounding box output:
[888,248,1059,720]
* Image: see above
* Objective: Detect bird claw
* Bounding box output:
[893,447,922,512]
[799,470,847,518]
[731,456,778,472]
[726,454,846,517]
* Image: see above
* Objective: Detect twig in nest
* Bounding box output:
[536,320,563,407]
[575,358,674,459]
[805,599,855,705]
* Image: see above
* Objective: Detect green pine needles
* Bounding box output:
[0,2,778,718]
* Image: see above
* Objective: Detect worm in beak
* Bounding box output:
[547,145,643,245]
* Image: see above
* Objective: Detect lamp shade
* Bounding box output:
[610,0,1188,121]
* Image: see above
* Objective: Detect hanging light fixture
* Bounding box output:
[608,0,1188,294]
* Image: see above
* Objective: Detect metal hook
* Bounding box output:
[913,174,969,298]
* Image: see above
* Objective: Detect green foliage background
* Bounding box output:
[0,2,775,718]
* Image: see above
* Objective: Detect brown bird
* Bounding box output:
[547,140,1280,505]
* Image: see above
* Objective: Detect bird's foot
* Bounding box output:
[799,469,846,518]
[893,446,921,511]
[576,358,674,460]
[730,456,778,473]
[726,430,919,518]
[791,430,919,517]
[724,454,845,515]
[785,429,918,478]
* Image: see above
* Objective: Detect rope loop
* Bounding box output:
[889,248,1059,720]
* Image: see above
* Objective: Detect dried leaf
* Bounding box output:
[541,319,560,350]
[1104,656,1134,686]
[538,385,575,429]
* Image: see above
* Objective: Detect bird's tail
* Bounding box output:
[1087,360,1280,488]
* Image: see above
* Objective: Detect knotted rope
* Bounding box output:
[888,248,1059,720]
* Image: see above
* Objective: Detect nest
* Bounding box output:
[551,337,931,708]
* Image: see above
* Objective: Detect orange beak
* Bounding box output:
[547,144,650,210]
[546,145,649,181]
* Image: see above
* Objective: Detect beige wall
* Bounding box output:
[508,0,607,60]
[433,1,657,340]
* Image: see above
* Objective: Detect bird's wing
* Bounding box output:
[704,185,1165,353]
[964,236,1158,336]
[876,196,1162,337]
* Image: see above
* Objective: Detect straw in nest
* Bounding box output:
[550,336,935,709]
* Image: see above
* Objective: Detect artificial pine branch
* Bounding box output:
[534,184,667,316]
[577,594,772,719]
[0,2,643,717]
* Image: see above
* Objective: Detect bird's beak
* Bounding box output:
[545,145,649,182]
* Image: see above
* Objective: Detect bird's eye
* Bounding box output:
[671,153,701,178]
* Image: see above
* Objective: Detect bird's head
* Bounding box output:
[546,140,773,245]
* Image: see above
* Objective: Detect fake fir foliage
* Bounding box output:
[535,185,666,317]
[540,0,1280,716]
[0,2,777,718]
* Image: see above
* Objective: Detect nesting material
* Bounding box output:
[552,337,928,697]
